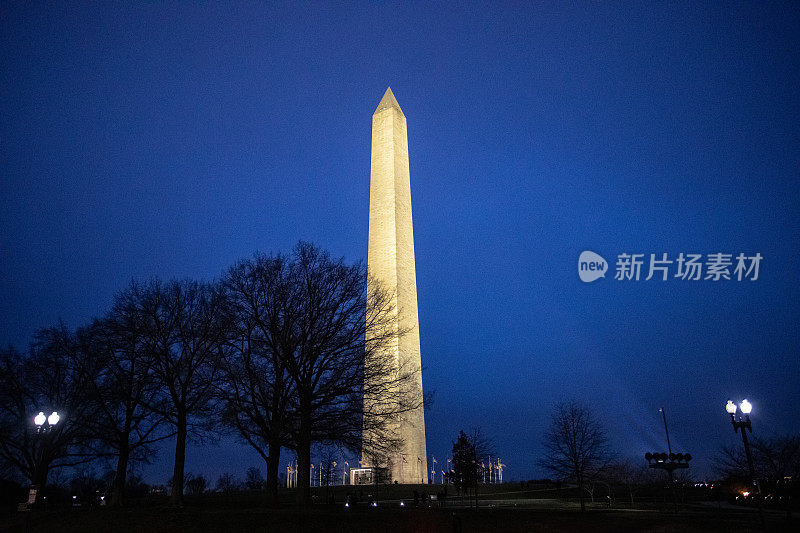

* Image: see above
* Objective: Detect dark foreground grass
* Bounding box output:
[0,503,794,533]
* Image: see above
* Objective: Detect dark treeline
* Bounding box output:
[0,242,421,507]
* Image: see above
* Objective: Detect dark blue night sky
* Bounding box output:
[2,2,798,483]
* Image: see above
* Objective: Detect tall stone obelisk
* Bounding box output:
[366,87,427,484]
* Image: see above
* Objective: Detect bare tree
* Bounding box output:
[215,472,240,492]
[716,433,800,485]
[317,447,339,487]
[605,459,654,508]
[754,434,800,482]
[540,401,610,512]
[136,279,228,506]
[86,284,173,507]
[0,347,31,480]
[468,428,495,483]
[715,442,748,480]
[284,242,421,506]
[245,466,265,490]
[217,253,296,507]
[213,242,418,506]
[0,327,101,490]
[184,473,207,495]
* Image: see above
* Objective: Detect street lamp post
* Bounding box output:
[725,399,765,529]
[725,400,758,493]
[27,411,60,509]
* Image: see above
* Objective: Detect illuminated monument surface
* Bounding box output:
[364,88,427,484]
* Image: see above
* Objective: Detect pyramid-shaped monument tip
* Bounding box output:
[374,87,403,115]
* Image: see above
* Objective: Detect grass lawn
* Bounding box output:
[0,486,794,532]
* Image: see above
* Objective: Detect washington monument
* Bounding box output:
[365,87,428,484]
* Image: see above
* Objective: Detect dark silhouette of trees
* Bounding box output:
[0,348,29,480]
[218,243,420,507]
[184,473,207,495]
[245,466,265,490]
[0,347,38,484]
[215,472,240,492]
[540,401,610,512]
[135,279,228,507]
[0,327,101,490]
[284,243,420,506]
[0,240,422,509]
[86,284,173,507]
[716,433,800,482]
[318,448,338,489]
[69,468,108,505]
[754,434,800,484]
[450,429,494,507]
[605,459,654,508]
[218,253,296,506]
[468,428,495,483]
[451,431,478,503]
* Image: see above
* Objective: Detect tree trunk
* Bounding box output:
[295,397,312,507]
[296,434,311,506]
[578,475,586,512]
[171,412,187,507]
[32,462,49,489]
[266,377,284,508]
[265,441,281,507]
[110,443,130,507]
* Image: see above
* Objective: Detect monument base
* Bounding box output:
[350,467,391,485]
